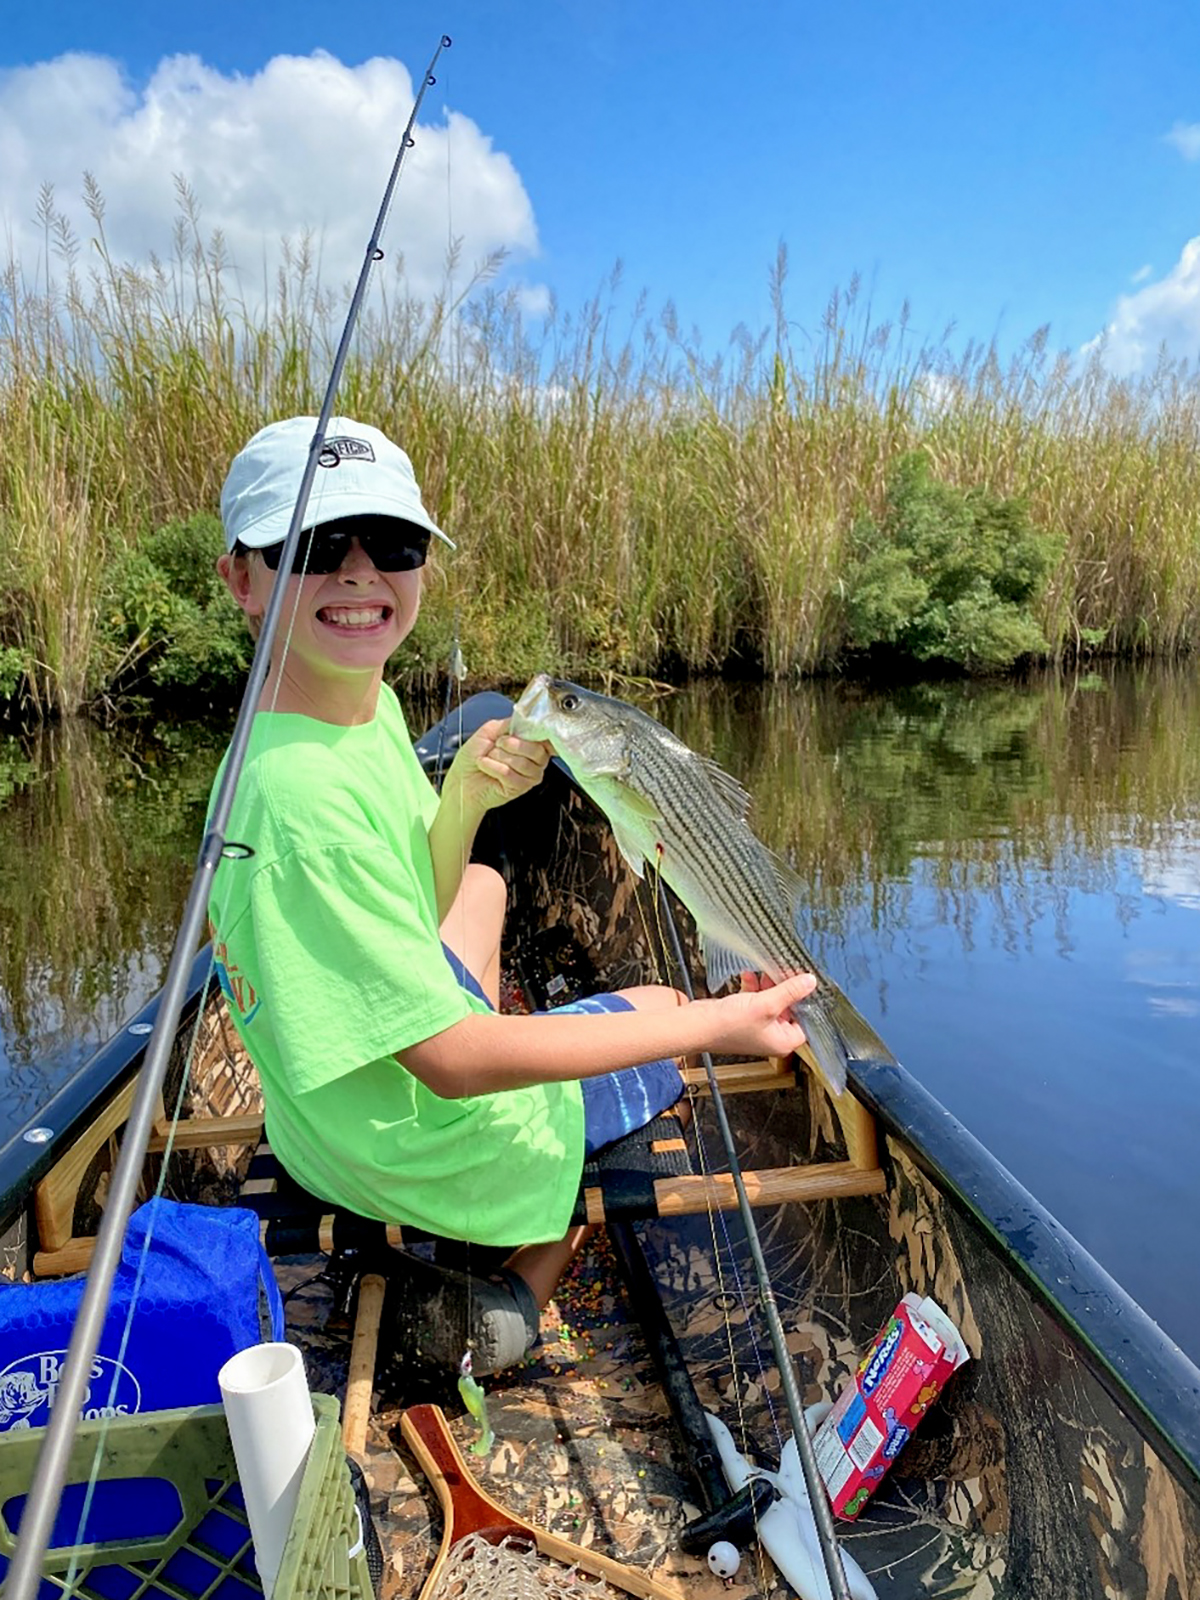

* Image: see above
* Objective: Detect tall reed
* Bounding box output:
[3,194,1200,717]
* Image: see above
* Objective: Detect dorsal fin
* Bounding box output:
[695,755,754,821]
[766,846,808,911]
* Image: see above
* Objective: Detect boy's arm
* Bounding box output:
[427,785,487,923]
[428,719,550,920]
[399,973,818,1098]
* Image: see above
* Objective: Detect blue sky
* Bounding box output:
[5,0,1200,374]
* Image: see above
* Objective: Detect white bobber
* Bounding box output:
[706,1540,741,1579]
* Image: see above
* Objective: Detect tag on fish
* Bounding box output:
[457,1350,495,1455]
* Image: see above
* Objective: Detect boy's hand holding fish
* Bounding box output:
[441,718,551,816]
[693,970,818,1058]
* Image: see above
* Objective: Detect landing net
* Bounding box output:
[426,1533,624,1599]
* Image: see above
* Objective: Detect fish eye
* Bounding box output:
[561,694,580,712]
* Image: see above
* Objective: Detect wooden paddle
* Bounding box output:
[401,1403,683,1599]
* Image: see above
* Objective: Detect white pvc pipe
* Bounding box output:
[219,1342,316,1600]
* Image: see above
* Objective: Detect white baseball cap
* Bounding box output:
[220,415,454,553]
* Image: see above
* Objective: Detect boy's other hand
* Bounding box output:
[445,718,551,814]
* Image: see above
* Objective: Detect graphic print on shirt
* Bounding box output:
[210,928,261,1025]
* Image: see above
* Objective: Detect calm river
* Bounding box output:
[1,664,1197,1362]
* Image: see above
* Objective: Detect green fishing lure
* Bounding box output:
[457,1352,494,1455]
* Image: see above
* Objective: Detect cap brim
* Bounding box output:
[231,501,455,552]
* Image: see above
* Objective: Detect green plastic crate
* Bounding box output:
[0,1393,373,1600]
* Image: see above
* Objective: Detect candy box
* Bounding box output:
[813,1293,970,1519]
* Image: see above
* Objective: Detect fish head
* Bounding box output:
[511,674,637,780]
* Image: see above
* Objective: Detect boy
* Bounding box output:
[209,414,816,1372]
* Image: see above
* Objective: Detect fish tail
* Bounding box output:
[793,997,849,1098]
[793,987,898,1098]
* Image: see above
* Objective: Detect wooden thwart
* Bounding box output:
[582,1054,884,1223]
[32,1093,265,1276]
[681,1055,796,1094]
[583,1157,885,1224]
[146,1113,264,1152]
[32,1052,883,1271]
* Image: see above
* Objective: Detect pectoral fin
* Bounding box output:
[582,779,661,880]
[610,815,648,879]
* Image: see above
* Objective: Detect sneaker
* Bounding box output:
[387,1253,540,1375]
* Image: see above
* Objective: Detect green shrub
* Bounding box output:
[101,514,249,700]
[843,452,1062,670]
[0,647,27,702]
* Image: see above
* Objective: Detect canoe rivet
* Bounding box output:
[128,1023,154,1035]
[23,1127,53,1144]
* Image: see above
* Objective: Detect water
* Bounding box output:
[0,715,230,1112]
[662,665,1200,1365]
[1,665,1197,1364]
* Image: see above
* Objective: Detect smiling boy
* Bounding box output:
[209,414,816,1373]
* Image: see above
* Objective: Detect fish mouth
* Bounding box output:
[511,673,553,739]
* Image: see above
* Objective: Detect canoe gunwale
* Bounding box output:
[0,948,215,1237]
[847,1051,1200,1506]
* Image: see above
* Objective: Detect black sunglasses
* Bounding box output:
[255,523,430,576]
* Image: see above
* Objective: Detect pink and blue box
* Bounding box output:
[814,1292,971,1519]
[0,1200,283,1580]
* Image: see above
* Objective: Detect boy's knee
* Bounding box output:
[617,983,689,1012]
[442,863,507,943]
[465,862,507,915]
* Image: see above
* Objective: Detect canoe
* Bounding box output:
[3,690,1199,1600]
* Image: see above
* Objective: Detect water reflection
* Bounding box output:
[660,664,1200,1359]
[0,716,228,1124]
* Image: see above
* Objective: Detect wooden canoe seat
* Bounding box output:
[236,1056,885,1242]
[30,1100,265,1278]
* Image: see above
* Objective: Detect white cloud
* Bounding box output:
[0,50,542,309]
[1164,120,1200,161]
[1084,237,1200,377]
[1130,263,1153,284]
[909,369,965,419]
[1138,824,1200,910]
[513,283,553,320]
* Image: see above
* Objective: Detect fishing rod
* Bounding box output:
[3,35,452,1600]
[655,884,855,1600]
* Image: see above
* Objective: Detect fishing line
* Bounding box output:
[4,37,453,1600]
[640,864,779,1596]
[653,883,855,1600]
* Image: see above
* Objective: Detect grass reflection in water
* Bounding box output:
[660,663,1200,961]
[0,715,227,1114]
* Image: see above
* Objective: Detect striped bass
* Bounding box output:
[511,674,895,1098]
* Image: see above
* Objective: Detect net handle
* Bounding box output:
[400,1405,679,1600]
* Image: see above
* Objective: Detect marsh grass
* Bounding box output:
[3,189,1200,717]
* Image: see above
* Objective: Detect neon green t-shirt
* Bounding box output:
[207,686,585,1246]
